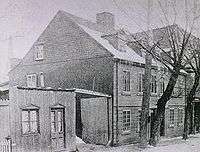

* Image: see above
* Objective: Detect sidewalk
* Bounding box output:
[76,134,200,152]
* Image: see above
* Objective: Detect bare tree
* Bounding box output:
[183,37,200,139]
[112,0,200,146]
[135,24,192,146]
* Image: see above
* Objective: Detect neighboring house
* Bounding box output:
[0,81,9,92]
[0,89,10,149]
[8,10,189,151]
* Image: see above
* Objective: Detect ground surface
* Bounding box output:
[76,134,200,152]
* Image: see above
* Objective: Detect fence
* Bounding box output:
[0,99,10,152]
[0,140,11,152]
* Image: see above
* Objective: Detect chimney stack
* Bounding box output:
[96,12,115,29]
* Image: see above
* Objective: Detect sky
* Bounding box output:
[0,0,199,82]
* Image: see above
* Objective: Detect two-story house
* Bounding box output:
[9,10,187,151]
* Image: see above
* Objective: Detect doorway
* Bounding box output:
[50,108,65,151]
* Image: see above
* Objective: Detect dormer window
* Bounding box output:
[34,44,44,61]
[118,39,126,52]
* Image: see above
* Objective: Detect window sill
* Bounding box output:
[35,58,44,61]
[137,92,143,96]
[151,93,158,96]
[122,130,131,135]
[22,132,40,137]
[137,92,158,96]
[121,91,131,96]
[177,123,183,127]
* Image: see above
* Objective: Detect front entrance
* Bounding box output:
[50,108,65,151]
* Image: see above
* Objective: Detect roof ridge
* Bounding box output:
[58,10,116,34]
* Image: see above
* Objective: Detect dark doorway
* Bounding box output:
[76,96,83,138]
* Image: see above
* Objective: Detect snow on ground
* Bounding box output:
[143,134,200,152]
[76,134,200,152]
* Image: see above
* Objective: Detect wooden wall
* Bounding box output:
[9,87,76,152]
[81,97,109,145]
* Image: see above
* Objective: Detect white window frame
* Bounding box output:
[122,71,131,92]
[21,108,39,135]
[40,72,45,87]
[160,77,165,94]
[34,44,44,61]
[169,108,175,127]
[177,108,184,125]
[138,73,144,93]
[122,110,131,132]
[137,110,141,133]
[26,74,37,88]
[151,75,157,94]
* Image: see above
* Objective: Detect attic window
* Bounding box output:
[34,44,44,61]
[27,74,37,88]
[118,40,126,52]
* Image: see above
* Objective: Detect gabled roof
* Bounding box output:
[78,24,145,64]
[53,10,146,64]
[10,10,146,73]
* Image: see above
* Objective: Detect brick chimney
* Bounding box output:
[96,12,115,29]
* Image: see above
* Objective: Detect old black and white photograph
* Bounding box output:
[0,0,200,151]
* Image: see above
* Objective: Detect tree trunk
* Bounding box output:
[183,74,200,139]
[149,71,179,146]
[140,52,152,148]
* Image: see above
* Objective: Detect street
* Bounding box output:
[77,134,200,152]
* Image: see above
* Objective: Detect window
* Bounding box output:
[123,71,130,92]
[34,44,44,61]
[22,109,39,134]
[51,109,64,133]
[40,72,45,87]
[160,77,165,94]
[178,108,183,125]
[137,110,141,132]
[151,75,157,94]
[138,73,144,93]
[27,74,37,88]
[169,109,175,127]
[122,110,131,131]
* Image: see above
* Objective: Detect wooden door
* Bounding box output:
[51,108,65,151]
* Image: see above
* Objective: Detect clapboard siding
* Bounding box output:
[81,97,108,145]
[9,87,76,152]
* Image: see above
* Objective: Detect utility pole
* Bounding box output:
[139,0,153,148]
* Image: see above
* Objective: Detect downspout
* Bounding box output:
[111,94,114,145]
[115,59,119,145]
[107,97,110,141]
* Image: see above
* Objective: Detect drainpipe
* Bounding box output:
[115,59,119,145]
[183,74,188,139]
[107,97,110,141]
[111,94,114,145]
